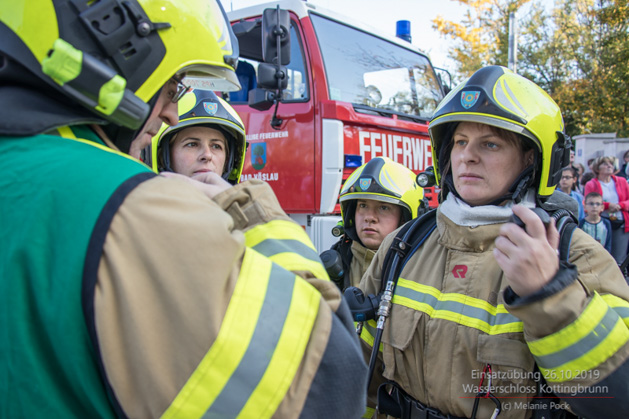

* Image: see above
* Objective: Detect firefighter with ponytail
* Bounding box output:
[358,66,629,418]
[0,1,367,417]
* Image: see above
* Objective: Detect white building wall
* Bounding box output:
[573,133,629,169]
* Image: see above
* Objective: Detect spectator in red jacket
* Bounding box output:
[584,155,629,263]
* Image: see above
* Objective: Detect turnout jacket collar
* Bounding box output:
[436,208,503,253]
[349,241,375,288]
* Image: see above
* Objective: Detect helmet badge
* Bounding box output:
[461,91,480,109]
[359,178,372,191]
[203,102,218,115]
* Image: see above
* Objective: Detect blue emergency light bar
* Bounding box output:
[345,154,362,168]
[396,20,411,43]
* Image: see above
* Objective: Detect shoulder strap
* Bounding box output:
[379,209,438,294]
[551,209,578,263]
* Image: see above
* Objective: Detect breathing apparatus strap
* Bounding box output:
[552,209,578,262]
[365,210,438,391]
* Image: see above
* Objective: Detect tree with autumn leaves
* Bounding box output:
[433,0,629,137]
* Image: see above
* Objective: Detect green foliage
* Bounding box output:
[432,0,532,80]
[433,0,629,137]
[550,0,629,136]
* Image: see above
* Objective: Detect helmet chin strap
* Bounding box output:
[342,200,364,246]
[212,126,235,183]
[159,138,175,173]
[503,165,535,204]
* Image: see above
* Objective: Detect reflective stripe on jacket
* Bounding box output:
[360,207,629,419]
[162,248,320,418]
[245,220,330,280]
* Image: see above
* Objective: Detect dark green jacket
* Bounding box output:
[0,127,152,417]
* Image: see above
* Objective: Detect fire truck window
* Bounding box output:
[230,22,309,103]
[285,26,308,100]
[310,13,443,119]
[230,60,257,102]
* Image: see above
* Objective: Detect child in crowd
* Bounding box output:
[558,166,585,221]
[579,192,613,253]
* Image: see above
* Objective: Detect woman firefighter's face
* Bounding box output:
[450,122,533,206]
[170,126,228,178]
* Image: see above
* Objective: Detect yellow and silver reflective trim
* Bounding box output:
[529,292,629,383]
[245,220,330,280]
[359,319,383,352]
[379,164,398,192]
[162,249,320,418]
[601,293,629,327]
[377,161,413,197]
[392,278,523,335]
[493,75,528,120]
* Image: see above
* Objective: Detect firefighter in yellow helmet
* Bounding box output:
[322,157,425,291]
[0,1,367,417]
[147,89,246,184]
[358,66,629,418]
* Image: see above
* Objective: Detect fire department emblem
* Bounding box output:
[203,102,218,115]
[461,91,480,109]
[251,142,267,170]
[359,178,372,191]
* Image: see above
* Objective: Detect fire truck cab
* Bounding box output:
[225,0,446,252]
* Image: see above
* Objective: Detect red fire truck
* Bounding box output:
[223,0,448,252]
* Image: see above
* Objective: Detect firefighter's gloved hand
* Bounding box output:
[344,287,380,322]
[161,171,231,199]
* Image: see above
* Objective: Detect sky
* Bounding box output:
[219,0,556,73]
